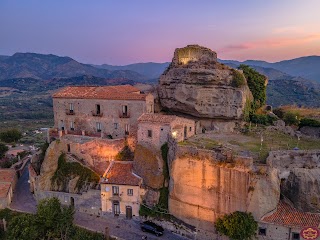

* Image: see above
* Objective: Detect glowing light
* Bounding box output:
[172,131,177,138]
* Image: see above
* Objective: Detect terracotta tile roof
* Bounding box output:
[0,169,16,183]
[103,161,141,186]
[52,85,147,100]
[138,113,179,125]
[0,183,11,198]
[262,200,320,228]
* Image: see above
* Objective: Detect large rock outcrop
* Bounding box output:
[267,150,320,213]
[158,45,252,120]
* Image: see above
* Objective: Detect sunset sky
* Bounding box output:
[1,0,320,65]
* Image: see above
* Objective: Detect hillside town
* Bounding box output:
[1,45,320,240]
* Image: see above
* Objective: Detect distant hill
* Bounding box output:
[94,62,170,79]
[221,56,320,83]
[0,53,147,81]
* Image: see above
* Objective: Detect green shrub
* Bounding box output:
[215,211,258,240]
[283,112,300,126]
[299,118,320,128]
[231,69,246,87]
[0,129,22,143]
[51,153,100,191]
[250,114,275,125]
[0,143,8,158]
[239,65,267,112]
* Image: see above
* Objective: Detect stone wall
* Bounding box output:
[300,126,320,138]
[35,189,102,216]
[53,94,154,139]
[267,150,320,213]
[168,145,280,232]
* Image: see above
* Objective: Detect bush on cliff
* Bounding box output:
[231,69,246,87]
[51,153,100,192]
[215,211,258,240]
[238,65,267,112]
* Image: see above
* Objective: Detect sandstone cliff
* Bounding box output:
[268,150,320,213]
[158,45,252,120]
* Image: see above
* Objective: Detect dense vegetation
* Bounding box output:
[0,143,8,158]
[215,211,258,240]
[51,153,100,192]
[139,143,170,218]
[0,198,104,240]
[239,64,267,112]
[231,69,246,87]
[0,129,22,143]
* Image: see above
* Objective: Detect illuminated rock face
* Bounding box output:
[168,146,280,231]
[158,45,252,120]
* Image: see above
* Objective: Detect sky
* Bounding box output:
[0,0,320,65]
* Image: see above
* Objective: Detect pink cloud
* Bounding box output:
[221,34,320,53]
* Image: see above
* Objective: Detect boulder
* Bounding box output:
[158,45,252,120]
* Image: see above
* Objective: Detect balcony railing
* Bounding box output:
[119,112,130,118]
[92,111,103,117]
[66,110,75,115]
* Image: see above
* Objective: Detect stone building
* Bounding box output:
[137,113,197,149]
[52,85,154,139]
[101,161,143,218]
[0,169,17,209]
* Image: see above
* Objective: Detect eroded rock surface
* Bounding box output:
[158,45,252,120]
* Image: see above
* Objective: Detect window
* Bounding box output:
[112,186,119,196]
[125,124,129,135]
[127,189,133,196]
[122,105,128,116]
[67,144,70,152]
[96,104,101,115]
[189,127,192,132]
[258,228,266,236]
[70,121,74,131]
[114,123,118,129]
[160,128,163,131]
[147,130,152,138]
[96,122,101,132]
[60,120,64,130]
[69,103,74,113]
[292,233,300,240]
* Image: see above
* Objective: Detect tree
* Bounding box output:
[238,65,267,112]
[0,129,22,143]
[7,214,39,240]
[0,143,8,158]
[36,197,74,239]
[215,211,258,240]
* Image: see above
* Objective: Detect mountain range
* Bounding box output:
[0,52,320,109]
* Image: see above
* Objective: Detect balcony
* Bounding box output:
[66,110,75,115]
[119,112,130,118]
[92,111,103,117]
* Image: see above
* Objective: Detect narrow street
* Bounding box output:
[10,162,37,213]
[74,211,188,240]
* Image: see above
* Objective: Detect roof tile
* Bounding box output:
[53,85,147,100]
[103,162,141,186]
[262,200,320,228]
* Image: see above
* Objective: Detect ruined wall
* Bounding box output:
[267,150,320,213]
